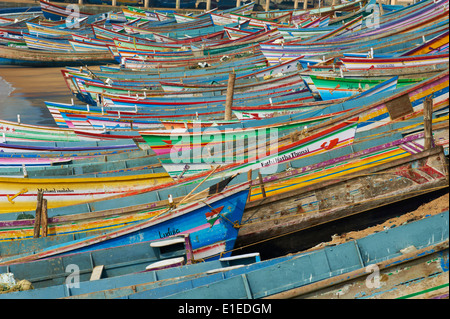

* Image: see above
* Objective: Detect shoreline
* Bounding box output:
[0,66,72,127]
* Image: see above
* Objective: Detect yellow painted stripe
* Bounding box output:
[249,147,409,201]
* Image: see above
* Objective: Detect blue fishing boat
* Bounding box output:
[0,251,263,299]
[0,181,250,265]
[0,234,195,290]
[159,211,449,299]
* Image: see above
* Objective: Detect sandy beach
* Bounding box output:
[0,66,71,126]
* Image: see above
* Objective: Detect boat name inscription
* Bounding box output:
[260,147,310,167]
[158,227,181,239]
[375,64,395,68]
[36,187,75,193]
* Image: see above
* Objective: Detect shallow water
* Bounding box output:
[0,66,73,127]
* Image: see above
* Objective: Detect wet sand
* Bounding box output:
[0,66,72,126]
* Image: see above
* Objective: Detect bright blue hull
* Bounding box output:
[63,186,249,260]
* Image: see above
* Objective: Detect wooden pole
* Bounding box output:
[424,96,434,150]
[258,171,267,198]
[237,0,242,7]
[176,0,180,9]
[41,199,48,238]
[378,0,384,16]
[224,72,236,120]
[304,0,308,10]
[294,0,299,9]
[78,0,83,5]
[178,165,221,206]
[246,169,253,202]
[112,0,117,7]
[207,0,211,11]
[265,0,270,12]
[144,0,149,8]
[33,190,43,238]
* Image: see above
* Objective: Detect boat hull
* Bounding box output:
[0,172,172,214]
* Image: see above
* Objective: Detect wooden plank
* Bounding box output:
[90,265,104,281]
[385,93,414,120]
[33,190,43,239]
[258,171,267,198]
[236,147,449,248]
[424,96,433,150]
[264,241,449,299]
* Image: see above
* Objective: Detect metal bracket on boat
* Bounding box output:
[7,188,28,204]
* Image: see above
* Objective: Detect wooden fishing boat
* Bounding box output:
[0,119,83,143]
[160,211,449,299]
[63,55,268,93]
[0,168,172,213]
[78,79,309,116]
[102,85,311,109]
[39,0,91,21]
[0,139,138,153]
[219,1,256,16]
[231,75,400,119]
[400,30,449,56]
[0,1,446,302]
[151,30,227,45]
[303,61,449,80]
[261,21,449,65]
[303,75,423,100]
[306,69,449,134]
[44,101,226,128]
[0,116,445,252]
[260,1,449,64]
[0,147,161,178]
[0,252,263,299]
[0,157,74,168]
[69,39,114,52]
[86,115,164,130]
[102,213,448,299]
[139,71,437,160]
[237,137,449,248]
[160,119,240,130]
[122,7,168,23]
[60,57,302,103]
[115,27,280,58]
[210,12,284,29]
[292,0,367,22]
[0,45,115,66]
[110,40,261,65]
[0,147,154,169]
[120,15,215,36]
[25,22,85,38]
[0,234,195,290]
[340,53,450,71]
[155,115,358,178]
[0,181,250,264]
[0,119,146,147]
[22,33,73,51]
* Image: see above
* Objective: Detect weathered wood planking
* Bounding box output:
[236,146,449,248]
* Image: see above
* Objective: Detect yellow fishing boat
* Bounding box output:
[0,172,173,214]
